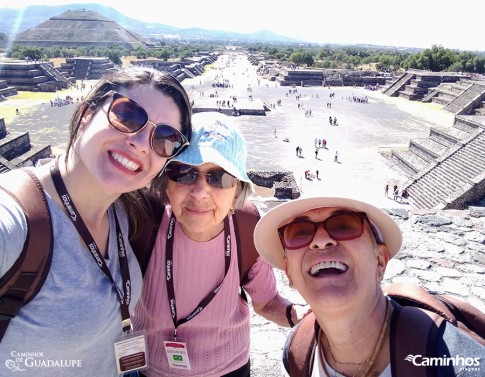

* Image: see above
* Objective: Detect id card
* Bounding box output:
[163,338,192,370]
[114,331,148,374]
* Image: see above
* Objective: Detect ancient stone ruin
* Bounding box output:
[0,119,52,172]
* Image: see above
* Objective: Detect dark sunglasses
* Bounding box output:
[166,163,238,189]
[95,91,189,158]
[278,211,374,250]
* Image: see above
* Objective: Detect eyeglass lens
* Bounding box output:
[167,164,237,189]
[107,93,188,158]
[280,212,365,250]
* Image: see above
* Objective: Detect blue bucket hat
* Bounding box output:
[167,112,252,184]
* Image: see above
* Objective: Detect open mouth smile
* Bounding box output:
[110,152,141,172]
[309,261,348,277]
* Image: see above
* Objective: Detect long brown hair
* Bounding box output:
[66,66,193,237]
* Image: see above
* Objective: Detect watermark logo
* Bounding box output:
[4,351,82,373]
[405,354,481,372]
[5,359,26,372]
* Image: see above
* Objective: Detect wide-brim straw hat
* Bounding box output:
[254,196,402,270]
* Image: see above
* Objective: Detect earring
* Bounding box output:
[377,272,384,281]
[289,279,294,287]
[229,208,235,215]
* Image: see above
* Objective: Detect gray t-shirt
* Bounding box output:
[0,191,143,376]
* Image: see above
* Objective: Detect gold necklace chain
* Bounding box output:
[319,299,392,377]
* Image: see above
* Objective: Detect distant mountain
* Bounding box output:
[0,3,299,44]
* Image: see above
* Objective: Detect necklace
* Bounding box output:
[327,344,369,367]
[319,298,392,377]
[361,299,392,377]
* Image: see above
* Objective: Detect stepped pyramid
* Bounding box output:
[382,72,485,209]
[13,9,153,50]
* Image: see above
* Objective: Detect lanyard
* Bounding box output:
[50,162,132,333]
[166,213,231,337]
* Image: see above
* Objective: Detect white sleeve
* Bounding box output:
[0,192,28,277]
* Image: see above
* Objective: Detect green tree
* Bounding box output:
[107,50,122,65]
[289,51,306,65]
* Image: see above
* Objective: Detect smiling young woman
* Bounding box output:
[0,67,192,377]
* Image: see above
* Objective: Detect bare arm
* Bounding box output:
[252,294,312,328]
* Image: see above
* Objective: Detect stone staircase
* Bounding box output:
[0,157,14,173]
[383,70,471,101]
[422,80,473,104]
[382,72,413,97]
[0,80,18,99]
[383,71,485,209]
[443,81,485,114]
[0,119,52,172]
[0,60,69,92]
[39,62,71,89]
[61,57,116,80]
[390,115,485,209]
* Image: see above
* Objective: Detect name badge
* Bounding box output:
[114,331,148,374]
[163,338,192,370]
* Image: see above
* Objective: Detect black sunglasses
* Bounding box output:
[166,163,238,189]
[94,91,189,158]
[278,211,374,250]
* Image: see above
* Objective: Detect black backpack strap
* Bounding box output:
[232,201,260,302]
[390,300,443,377]
[284,312,317,377]
[0,169,53,342]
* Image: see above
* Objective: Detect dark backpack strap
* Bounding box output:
[232,201,260,301]
[284,312,317,377]
[390,300,444,377]
[0,169,53,342]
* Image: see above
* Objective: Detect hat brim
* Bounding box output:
[169,145,251,183]
[253,197,402,270]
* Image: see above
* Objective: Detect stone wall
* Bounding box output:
[0,61,68,92]
[248,170,301,199]
[0,133,31,160]
[0,119,7,139]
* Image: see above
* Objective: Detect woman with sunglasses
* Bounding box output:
[132,112,310,377]
[0,67,191,376]
[253,197,484,377]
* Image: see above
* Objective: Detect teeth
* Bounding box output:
[111,152,140,172]
[310,261,348,276]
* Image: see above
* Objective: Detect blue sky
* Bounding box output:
[2,0,484,51]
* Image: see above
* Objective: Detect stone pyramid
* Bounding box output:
[13,9,153,50]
